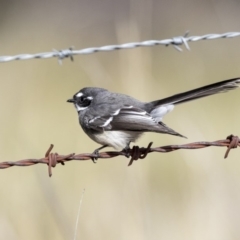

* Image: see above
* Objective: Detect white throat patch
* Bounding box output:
[75,104,88,112]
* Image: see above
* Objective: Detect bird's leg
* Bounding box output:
[91,145,108,163]
[122,141,131,158]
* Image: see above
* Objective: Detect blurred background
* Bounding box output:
[0,0,240,239]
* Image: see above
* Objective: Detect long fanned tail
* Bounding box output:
[149,78,240,108]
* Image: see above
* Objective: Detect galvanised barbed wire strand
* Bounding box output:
[0,32,240,63]
[0,135,239,177]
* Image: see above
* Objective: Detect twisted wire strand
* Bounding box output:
[0,135,239,177]
[0,32,239,63]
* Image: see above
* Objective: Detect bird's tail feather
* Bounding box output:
[157,122,187,138]
[149,78,240,108]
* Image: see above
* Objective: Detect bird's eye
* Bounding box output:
[80,96,85,102]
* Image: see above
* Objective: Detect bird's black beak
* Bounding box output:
[67,99,75,103]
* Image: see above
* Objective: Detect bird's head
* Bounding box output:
[67,87,107,113]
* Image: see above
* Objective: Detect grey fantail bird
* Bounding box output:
[67,78,240,158]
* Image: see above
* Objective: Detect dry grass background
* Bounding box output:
[0,0,240,239]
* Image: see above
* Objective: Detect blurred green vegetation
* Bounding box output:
[0,0,240,239]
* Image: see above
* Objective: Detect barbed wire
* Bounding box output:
[0,135,239,177]
[0,31,240,64]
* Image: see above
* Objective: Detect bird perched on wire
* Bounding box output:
[67,78,240,160]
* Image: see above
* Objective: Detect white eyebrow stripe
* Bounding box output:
[76,92,83,97]
[87,96,93,100]
[100,117,113,127]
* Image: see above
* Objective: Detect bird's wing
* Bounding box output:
[88,105,185,137]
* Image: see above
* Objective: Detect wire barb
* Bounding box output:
[0,31,240,63]
[128,142,153,166]
[0,135,239,177]
[53,47,74,65]
[171,31,190,51]
[224,134,239,159]
[44,144,74,177]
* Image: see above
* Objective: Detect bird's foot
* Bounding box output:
[91,145,108,163]
[91,149,100,163]
[122,142,131,158]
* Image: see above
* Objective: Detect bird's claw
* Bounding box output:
[91,149,100,163]
[90,145,108,164]
[122,143,131,158]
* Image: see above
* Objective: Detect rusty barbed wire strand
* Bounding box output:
[0,32,240,63]
[0,135,239,177]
